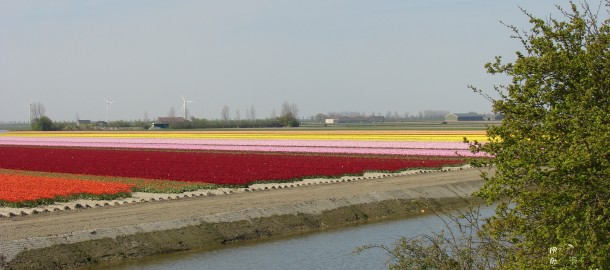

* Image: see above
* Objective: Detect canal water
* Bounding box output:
[91,205,495,270]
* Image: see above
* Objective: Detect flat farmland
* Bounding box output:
[0,129,490,269]
[0,130,487,207]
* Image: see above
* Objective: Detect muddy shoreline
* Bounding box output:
[0,169,488,270]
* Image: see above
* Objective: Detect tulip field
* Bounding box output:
[0,173,133,206]
[0,130,486,207]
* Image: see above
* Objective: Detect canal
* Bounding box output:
[89,205,494,270]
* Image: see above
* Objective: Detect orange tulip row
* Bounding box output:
[0,172,134,206]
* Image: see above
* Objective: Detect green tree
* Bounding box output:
[365,2,610,270]
[468,1,610,268]
[278,112,299,127]
[31,116,55,131]
[278,101,300,127]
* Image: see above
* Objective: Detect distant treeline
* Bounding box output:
[312,110,450,123]
[159,117,292,129]
[58,116,297,130]
[2,109,456,131]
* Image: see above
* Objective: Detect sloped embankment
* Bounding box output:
[0,169,487,270]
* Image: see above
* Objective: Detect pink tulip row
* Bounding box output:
[0,137,482,157]
[0,137,469,149]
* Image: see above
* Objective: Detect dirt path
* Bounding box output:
[0,168,486,242]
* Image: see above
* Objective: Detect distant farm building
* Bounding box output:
[480,113,504,121]
[150,123,170,129]
[156,117,189,124]
[152,117,190,129]
[444,113,485,122]
[444,113,458,122]
[77,120,108,127]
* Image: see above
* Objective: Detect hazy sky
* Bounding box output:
[1,1,563,122]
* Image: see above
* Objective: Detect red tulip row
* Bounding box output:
[0,146,464,185]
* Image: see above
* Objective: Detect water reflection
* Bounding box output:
[92,205,495,270]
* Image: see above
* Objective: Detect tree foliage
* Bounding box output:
[370,2,609,270]
[278,101,300,127]
[31,116,55,131]
[356,206,510,270]
[468,1,610,268]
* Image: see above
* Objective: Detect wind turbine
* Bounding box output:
[181,96,194,119]
[104,98,114,124]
